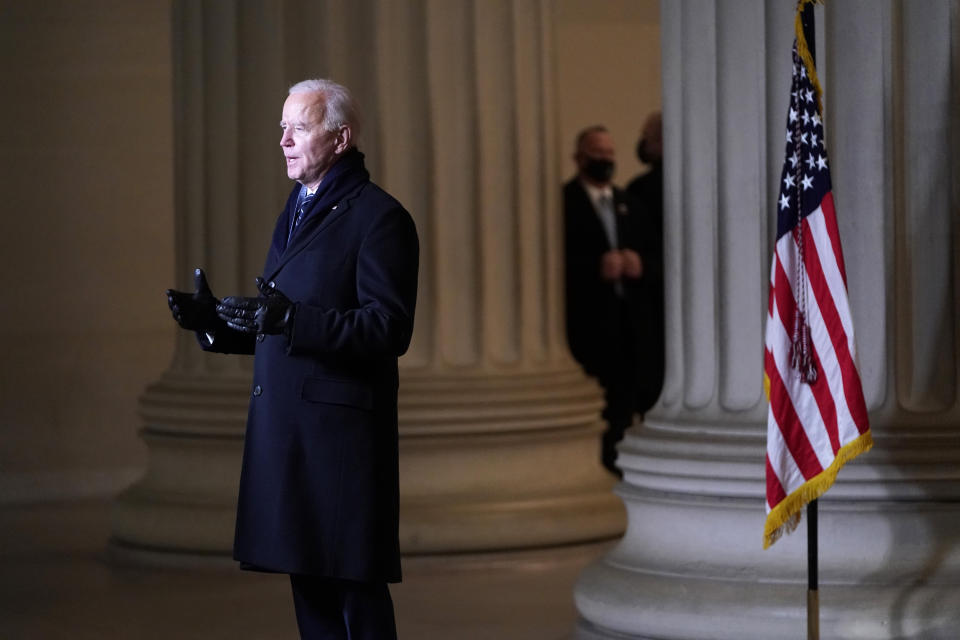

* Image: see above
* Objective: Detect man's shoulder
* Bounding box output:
[350,182,417,234]
[563,178,592,213]
[353,180,404,211]
[626,165,662,199]
[563,177,585,198]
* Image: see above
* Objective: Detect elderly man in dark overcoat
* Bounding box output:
[166,78,419,639]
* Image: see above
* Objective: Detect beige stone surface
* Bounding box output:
[556,0,661,185]
[1,500,607,640]
[0,0,174,493]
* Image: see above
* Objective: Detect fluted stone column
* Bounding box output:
[112,0,623,560]
[111,1,288,554]
[387,0,623,553]
[575,1,960,638]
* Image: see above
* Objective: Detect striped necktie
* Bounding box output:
[288,191,316,243]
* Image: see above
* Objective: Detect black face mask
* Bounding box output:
[583,157,615,183]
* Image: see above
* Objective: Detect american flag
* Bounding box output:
[763,22,872,549]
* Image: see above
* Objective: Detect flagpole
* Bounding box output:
[807,499,819,639]
[799,3,819,640]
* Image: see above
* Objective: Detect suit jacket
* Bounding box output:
[626,165,665,410]
[563,178,645,382]
[202,150,419,583]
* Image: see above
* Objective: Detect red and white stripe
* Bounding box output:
[764,193,870,546]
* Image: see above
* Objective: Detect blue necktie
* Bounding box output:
[288,191,316,244]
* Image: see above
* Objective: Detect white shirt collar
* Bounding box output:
[580,179,614,209]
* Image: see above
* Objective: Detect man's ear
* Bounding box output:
[334,125,353,154]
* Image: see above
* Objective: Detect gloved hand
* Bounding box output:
[166,268,221,331]
[216,277,294,335]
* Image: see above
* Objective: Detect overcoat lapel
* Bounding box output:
[262,148,370,281]
[262,188,299,279]
[613,191,631,249]
[263,196,356,282]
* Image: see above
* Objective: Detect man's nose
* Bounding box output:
[280,130,293,146]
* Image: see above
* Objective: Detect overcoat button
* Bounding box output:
[253,384,262,397]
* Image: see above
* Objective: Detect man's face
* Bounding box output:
[575,130,616,185]
[280,91,341,189]
[639,116,663,165]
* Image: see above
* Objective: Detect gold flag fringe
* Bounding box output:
[763,429,873,549]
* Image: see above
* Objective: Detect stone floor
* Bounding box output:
[0,500,613,639]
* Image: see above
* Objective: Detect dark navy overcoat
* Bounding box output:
[201,151,418,583]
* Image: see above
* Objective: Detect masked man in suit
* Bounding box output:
[564,125,651,476]
[166,78,419,639]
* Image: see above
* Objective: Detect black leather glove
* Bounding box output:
[216,277,294,335]
[166,268,221,332]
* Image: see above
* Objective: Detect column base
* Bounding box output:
[402,489,624,553]
[574,561,960,640]
[113,364,625,559]
[573,421,960,640]
[399,366,626,553]
[110,371,248,555]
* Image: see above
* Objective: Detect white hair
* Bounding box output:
[288,78,361,142]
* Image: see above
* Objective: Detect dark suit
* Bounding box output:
[626,164,665,413]
[563,178,648,473]
[200,149,418,637]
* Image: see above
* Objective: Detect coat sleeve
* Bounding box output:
[195,327,256,355]
[285,206,419,358]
